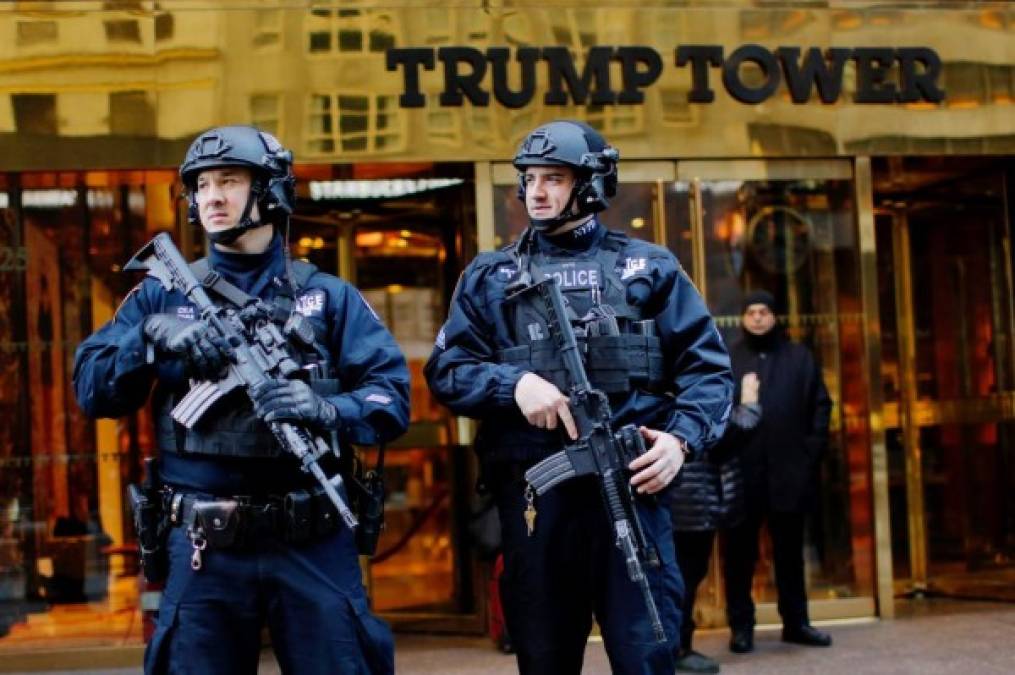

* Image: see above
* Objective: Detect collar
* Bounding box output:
[535,218,605,255]
[208,234,285,295]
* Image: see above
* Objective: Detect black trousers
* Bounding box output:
[495,476,682,675]
[672,529,716,650]
[722,510,809,632]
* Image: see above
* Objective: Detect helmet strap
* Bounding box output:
[281,217,300,297]
[204,180,265,246]
[527,181,582,232]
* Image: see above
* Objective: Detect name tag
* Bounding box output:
[176,305,196,321]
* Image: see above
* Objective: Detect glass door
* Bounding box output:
[293,166,483,632]
[676,159,877,626]
[874,159,1015,600]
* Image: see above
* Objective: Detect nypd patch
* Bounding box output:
[295,289,326,317]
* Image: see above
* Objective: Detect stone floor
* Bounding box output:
[5,598,1015,674]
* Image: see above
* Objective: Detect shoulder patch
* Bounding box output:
[620,257,648,280]
[295,289,327,317]
[496,265,519,280]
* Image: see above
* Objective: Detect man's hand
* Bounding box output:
[143,313,232,381]
[249,379,339,430]
[513,373,578,440]
[741,372,760,406]
[629,427,687,494]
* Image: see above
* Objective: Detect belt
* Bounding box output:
[165,488,341,549]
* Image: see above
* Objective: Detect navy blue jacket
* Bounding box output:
[73,236,410,495]
[424,222,733,464]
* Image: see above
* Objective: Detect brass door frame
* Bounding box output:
[882,206,930,592]
[856,157,896,618]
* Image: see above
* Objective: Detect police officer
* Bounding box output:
[73,125,409,675]
[425,120,733,675]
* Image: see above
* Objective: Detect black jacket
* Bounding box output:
[729,329,832,512]
[669,404,758,531]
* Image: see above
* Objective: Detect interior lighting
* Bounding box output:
[22,189,77,208]
[309,178,464,200]
[631,217,645,229]
[356,231,384,247]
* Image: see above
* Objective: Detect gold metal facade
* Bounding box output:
[0,1,1013,171]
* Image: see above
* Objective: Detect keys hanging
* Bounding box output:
[523,484,537,537]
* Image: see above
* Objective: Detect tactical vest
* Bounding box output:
[496,231,665,394]
[154,259,340,459]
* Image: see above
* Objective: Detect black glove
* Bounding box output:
[143,313,232,381]
[249,379,339,430]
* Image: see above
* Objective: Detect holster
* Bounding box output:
[352,469,385,557]
[127,480,168,584]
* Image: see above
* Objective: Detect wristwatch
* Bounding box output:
[677,437,691,459]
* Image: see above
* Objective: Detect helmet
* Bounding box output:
[180,125,296,243]
[513,120,619,230]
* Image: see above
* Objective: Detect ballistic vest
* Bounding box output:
[154,259,340,459]
[497,231,665,394]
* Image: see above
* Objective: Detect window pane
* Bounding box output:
[309,31,331,52]
[338,30,363,52]
[103,20,141,43]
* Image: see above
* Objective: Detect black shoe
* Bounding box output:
[782,624,832,647]
[497,633,514,654]
[675,649,721,673]
[729,628,754,653]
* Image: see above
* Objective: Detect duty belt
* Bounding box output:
[165,487,342,563]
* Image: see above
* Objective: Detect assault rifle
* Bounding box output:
[516,277,667,643]
[124,232,357,530]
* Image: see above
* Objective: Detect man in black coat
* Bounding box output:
[670,373,760,673]
[723,290,833,653]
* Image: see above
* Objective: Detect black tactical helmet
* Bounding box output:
[513,120,619,230]
[180,125,296,243]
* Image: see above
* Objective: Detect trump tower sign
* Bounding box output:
[387,45,945,108]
